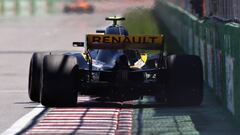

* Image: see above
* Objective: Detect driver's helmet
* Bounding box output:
[105,25,128,36]
[105,25,139,65]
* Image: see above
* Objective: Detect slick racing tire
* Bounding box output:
[40,55,78,107]
[28,52,47,102]
[166,54,203,106]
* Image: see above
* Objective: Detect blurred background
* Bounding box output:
[0,0,153,17]
[0,1,155,132]
[0,0,154,52]
[167,0,240,21]
[1,1,240,134]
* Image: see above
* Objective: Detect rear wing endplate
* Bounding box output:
[86,34,164,50]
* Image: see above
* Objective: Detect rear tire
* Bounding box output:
[166,54,203,106]
[28,53,46,102]
[40,55,78,107]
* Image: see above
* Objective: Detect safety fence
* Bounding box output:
[0,0,57,16]
[205,0,240,21]
[166,0,240,22]
[154,0,240,122]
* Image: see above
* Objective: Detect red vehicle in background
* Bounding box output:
[63,0,94,14]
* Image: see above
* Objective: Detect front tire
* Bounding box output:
[40,55,78,107]
[166,54,203,106]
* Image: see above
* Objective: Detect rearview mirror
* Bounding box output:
[73,42,84,47]
[96,30,105,33]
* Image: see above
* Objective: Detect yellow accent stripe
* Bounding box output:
[81,53,88,61]
[140,53,148,63]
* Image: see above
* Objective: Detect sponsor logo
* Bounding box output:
[86,34,163,50]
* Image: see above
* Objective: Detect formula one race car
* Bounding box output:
[28,16,203,107]
[63,0,94,14]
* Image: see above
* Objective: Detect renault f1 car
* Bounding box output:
[63,0,94,14]
[28,16,203,107]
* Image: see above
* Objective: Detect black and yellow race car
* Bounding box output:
[28,17,203,107]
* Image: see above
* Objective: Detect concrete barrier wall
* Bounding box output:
[154,0,240,122]
[0,0,56,16]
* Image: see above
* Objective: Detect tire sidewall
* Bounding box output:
[28,53,46,102]
[40,55,78,107]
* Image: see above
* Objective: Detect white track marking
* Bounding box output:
[26,130,116,135]
[38,119,118,123]
[47,111,118,114]
[26,107,133,134]
[2,96,133,135]
[1,105,45,135]
[32,126,117,129]
[0,90,27,93]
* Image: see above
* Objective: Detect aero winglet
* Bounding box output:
[105,16,125,26]
[73,42,84,47]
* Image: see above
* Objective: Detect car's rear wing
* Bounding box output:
[73,34,164,50]
[86,34,164,50]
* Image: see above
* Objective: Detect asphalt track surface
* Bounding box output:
[0,0,240,135]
